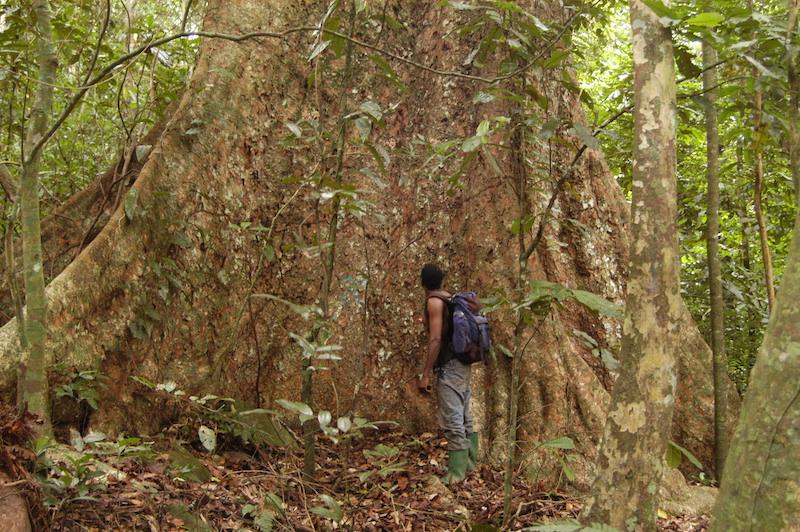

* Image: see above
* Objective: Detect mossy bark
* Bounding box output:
[18,0,57,431]
[582,0,680,528]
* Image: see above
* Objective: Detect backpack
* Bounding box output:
[446,292,492,365]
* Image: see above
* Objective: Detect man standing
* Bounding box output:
[418,263,478,484]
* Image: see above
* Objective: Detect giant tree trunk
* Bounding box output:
[0,0,737,478]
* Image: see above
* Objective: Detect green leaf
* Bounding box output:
[337,416,352,433]
[473,91,495,104]
[317,410,332,427]
[668,440,704,470]
[355,116,372,141]
[570,289,623,318]
[198,425,217,453]
[642,0,679,20]
[168,446,211,482]
[308,40,330,61]
[665,441,683,468]
[365,443,400,458]
[571,124,599,150]
[135,144,152,161]
[561,458,576,481]
[285,121,302,138]
[124,188,140,221]
[540,436,575,450]
[461,134,483,153]
[254,509,275,532]
[310,494,343,522]
[251,294,321,320]
[359,101,383,120]
[674,45,701,79]
[497,344,514,359]
[744,55,779,78]
[527,521,582,532]
[276,399,313,417]
[685,12,724,27]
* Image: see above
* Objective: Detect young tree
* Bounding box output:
[582,0,681,527]
[702,36,729,478]
[17,0,57,432]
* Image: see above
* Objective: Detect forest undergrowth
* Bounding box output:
[1,402,708,531]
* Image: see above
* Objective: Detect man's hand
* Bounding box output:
[417,371,433,394]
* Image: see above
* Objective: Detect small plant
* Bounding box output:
[131,377,297,450]
[55,369,108,410]
[358,443,407,483]
[525,435,579,485]
[242,491,286,531]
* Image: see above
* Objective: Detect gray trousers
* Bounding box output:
[436,358,474,451]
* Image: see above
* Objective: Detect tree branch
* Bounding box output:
[0,163,18,201]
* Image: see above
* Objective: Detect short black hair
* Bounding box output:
[421,263,444,290]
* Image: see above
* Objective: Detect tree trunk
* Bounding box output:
[0,0,737,480]
[702,38,729,479]
[711,188,800,532]
[753,82,776,312]
[18,0,57,430]
[582,0,680,528]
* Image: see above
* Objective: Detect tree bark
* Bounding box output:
[0,0,737,481]
[582,0,680,528]
[702,38,729,479]
[711,188,800,532]
[18,0,57,430]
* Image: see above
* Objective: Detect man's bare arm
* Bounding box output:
[419,297,444,392]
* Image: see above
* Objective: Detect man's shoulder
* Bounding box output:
[426,290,452,300]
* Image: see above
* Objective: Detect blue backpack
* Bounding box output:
[449,292,492,365]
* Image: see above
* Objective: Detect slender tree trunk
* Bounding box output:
[302,0,358,480]
[582,0,680,528]
[18,0,57,431]
[753,80,776,312]
[711,192,800,532]
[503,108,529,521]
[702,39,729,479]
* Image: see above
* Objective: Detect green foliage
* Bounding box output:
[665,440,704,471]
[132,377,297,449]
[574,0,800,392]
[0,0,202,219]
[55,369,107,410]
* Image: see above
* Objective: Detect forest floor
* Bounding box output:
[1,405,709,531]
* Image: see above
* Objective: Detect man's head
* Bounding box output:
[421,263,445,291]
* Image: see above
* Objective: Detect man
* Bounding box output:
[417,263,478,484]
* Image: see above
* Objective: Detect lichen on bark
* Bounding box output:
[581,0,682,528]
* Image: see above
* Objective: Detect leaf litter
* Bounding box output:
[0,405,708,531]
